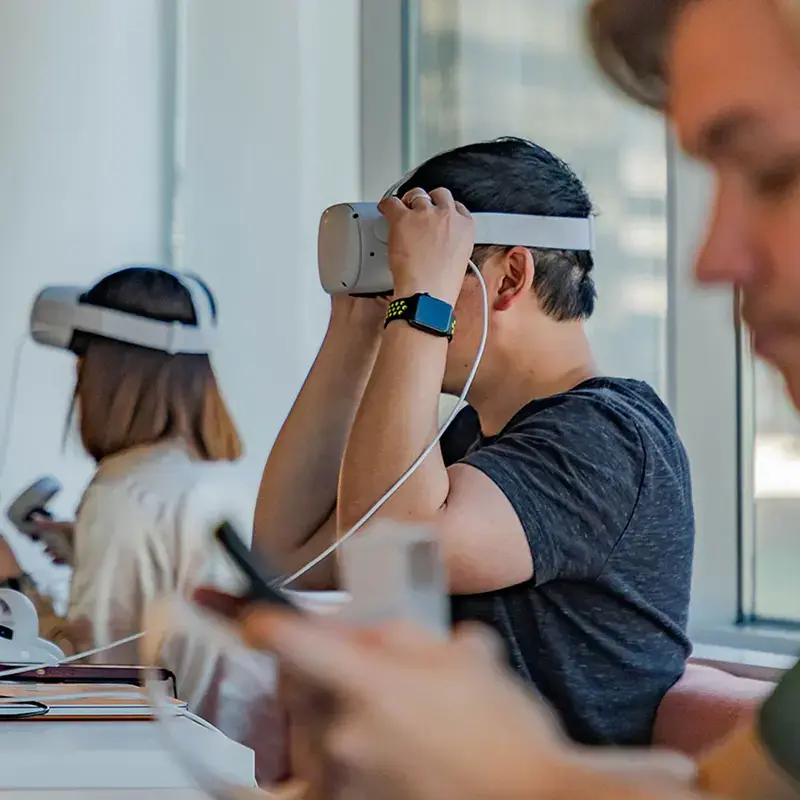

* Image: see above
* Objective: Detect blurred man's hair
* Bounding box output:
[586,0,800,110]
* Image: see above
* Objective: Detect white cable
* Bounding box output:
[282,261,489,586]
[0,335,28,480]
[0,631,143,681]
[176,707,226,735]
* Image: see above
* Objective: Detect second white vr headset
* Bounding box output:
[29,269,215,355]
[318,202,595,295]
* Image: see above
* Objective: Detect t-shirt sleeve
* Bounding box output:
[460,397,645,585]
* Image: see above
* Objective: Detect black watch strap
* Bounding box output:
[384,293,456,341]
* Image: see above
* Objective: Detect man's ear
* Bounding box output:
[494,248,535,312]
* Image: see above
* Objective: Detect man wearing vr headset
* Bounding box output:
[256,137,695,747]
[219,2,800,797]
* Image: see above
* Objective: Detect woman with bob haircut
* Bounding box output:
[29,266,252,714]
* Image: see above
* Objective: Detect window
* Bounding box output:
[406,0,669,393]
[748,358,800,623]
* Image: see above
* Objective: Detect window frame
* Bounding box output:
[668,145,800,655]
[361,0,800,658]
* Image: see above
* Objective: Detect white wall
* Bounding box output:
[0,0,169,581]
[182,0,361,501]
[0,0,361,575]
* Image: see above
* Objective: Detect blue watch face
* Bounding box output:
[414,294,453,333]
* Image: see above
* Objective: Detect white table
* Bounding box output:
[0,716,254,793]
[0,592,349,797]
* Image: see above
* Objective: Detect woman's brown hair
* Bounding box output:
[71,267,242,463]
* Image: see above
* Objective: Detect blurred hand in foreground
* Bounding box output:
[194,590,699,800]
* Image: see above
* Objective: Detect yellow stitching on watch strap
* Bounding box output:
[385,299,408,322]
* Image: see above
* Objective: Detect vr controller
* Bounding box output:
[7,477,72,564]
[318,202,595,295]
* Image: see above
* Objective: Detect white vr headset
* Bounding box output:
[29,269,215,355]
[318,202,595,295]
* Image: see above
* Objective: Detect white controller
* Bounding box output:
[7,477,71,564]
[0,588,64,663]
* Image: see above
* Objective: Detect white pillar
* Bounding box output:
[182,0,361,497]
[0,0,169,576]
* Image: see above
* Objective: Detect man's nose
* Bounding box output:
[693,195,757,288]
[694,239,757,287]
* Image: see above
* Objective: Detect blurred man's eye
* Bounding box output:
[750,155,800,200]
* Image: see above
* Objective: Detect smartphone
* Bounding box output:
[215,523,299,611]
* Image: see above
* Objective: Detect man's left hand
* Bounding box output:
[378,187,475,305]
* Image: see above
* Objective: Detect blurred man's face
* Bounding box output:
[669,0,800,406]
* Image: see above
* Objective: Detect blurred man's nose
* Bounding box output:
[694,189,758,287]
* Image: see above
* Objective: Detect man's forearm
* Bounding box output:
[338,322,450,533]
[255,323,380,559]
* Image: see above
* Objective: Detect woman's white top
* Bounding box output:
[67,440,253,711]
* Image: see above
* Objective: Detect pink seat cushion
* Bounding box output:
[653,662,774,756]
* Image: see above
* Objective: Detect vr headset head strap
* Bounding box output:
[30,268,216,355]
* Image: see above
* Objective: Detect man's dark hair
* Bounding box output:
[394,137,596,321]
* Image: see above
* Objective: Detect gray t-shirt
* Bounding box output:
[442,377,694,746]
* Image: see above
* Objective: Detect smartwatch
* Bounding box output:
[384,293,456,341]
